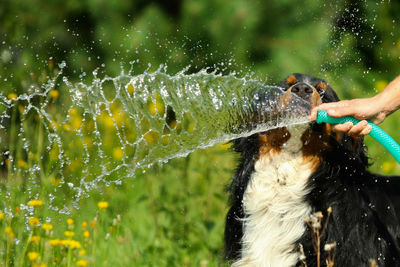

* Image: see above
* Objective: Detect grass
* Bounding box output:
[0,73,235,266]
[0,143,235,267]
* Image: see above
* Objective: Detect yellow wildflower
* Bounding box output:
[79,249,87,256]
[49,239,60,246]
[49,90,59,100]
[83,230,90,238]
[148,100,156,116]
[71,116,82,130]
[90,220,96,227]
[67,218,74,225]
[60,239,81,249]
[69,108,78,116]
[50,177,61,186]
[97,201,109,210]
[42,223,53,231]
[113,147,124,161]
[0,212,5,220]
[161,135,170,145]
[31,236,41,242]
[70,240,82,249]
[144,130,159,145]
[76,259,89,267]
[169,120,177,129]
[127,84,134,94]
[28,251,39,261]
[28,199,44,207]
[33,263,47,267]
[7,93,18,100]
[64,231,75,238]
[15,206,20,213]
[18,105,25,113]
[63,123,71,132]
[155,93,165,117]
[375,80,388,92]
[113,108,126,126]
[17,159,28,169]
[5,226,15,238]
[29,217,40,226]
[83,137,93,149]
[81,221,88,228]
[98,113,114,129]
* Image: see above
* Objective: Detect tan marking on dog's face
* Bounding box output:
[316,82,328,91]
[310,88,322,107]
[286,75,297,85]
[278,92,293,110]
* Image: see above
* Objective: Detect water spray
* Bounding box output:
[316,110,400,164]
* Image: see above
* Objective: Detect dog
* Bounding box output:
[224,73,400,266]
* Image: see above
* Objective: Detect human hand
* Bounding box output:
[309,96,387,137]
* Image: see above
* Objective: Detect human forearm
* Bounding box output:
[375,75,400,118]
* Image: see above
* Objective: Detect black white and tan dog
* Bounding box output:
[224,73,400,266]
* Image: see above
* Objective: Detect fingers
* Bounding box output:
[347,120,369,136]
[331,120,372,137]
[309,101,350,121]
[318,101,352,118]
[359,124,373,136]
[332,122,353,133]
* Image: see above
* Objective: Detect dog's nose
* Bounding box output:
[291,83,314,99]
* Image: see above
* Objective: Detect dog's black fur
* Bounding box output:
[224,73,400,266]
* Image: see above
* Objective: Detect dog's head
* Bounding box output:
[278,73,367,163]
[233,73,368,168]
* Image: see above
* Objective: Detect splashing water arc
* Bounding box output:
[0,64,311,205]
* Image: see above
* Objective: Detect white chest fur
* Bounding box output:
[233,125,313,267]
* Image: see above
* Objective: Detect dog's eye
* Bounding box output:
[317,88,325,98]
[315,82,327,98]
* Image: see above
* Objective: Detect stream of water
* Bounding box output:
[0,64,311,209]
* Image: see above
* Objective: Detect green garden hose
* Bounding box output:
[316,110,400,164]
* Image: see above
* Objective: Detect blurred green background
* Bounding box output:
[1,0,400,172]
[1,0,400,266]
